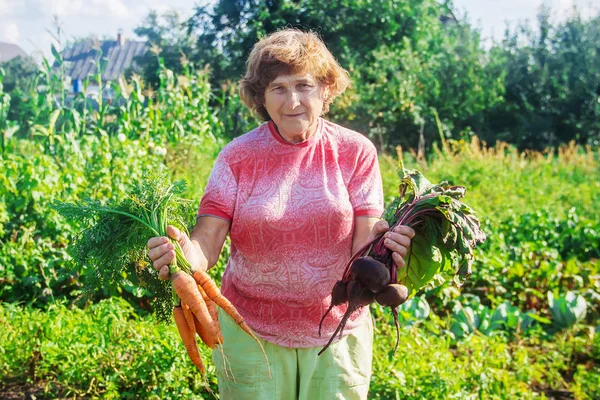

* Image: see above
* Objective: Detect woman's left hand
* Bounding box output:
[372,220,416,269]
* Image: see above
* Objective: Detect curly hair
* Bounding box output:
[239,28,351,121]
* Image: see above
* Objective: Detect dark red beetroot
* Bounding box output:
[350,256,390,293]
[317,280,376,356]
[346,280,375,307]
[318,280,348,336]
[331,280,348,305]
[375,284,409,308]
[317,258,392,356]
[374,283,409,354]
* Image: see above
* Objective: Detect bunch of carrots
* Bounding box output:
[54,176,269,377]
[170,256,269,375]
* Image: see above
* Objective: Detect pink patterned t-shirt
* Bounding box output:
[198,118,384,348]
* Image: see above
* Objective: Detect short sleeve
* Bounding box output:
[197,151,238,221]
[348,145,384,217]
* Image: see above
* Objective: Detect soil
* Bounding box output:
[0,381,71,400]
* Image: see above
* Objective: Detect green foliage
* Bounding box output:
[548,291,587,330]
[132,11,196,89]
[1,298,597,399]
[131,1,599,150]
[0,135,171,306]
[0,57,228,307]
[0,299,215,399]
[382,168,486,295]
[0,67,17,153]
[449,297,542,339]
[0,55,39,94]
[54,176,197,320]
[482,10,600,149]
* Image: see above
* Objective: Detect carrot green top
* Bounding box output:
[198,118,383,347]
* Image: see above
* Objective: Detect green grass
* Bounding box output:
[1,299,597,399]
[380,139,600,223]
[0,299,215,399]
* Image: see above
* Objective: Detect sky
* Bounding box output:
[0,0,598,61]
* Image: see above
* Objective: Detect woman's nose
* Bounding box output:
[286,90,301,109]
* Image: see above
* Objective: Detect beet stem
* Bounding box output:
[319,283,368,356]
[318,304,357,356]
[318,303,335,337]
[342,234,384,281]
[392,308,400,355]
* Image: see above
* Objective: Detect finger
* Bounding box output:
[166,225,182,241]
[385,231,411,248]
[158,265,170,280]
[148,242,174,262]
[383,237,408,258]
[372,220,390,235]
[392,252,406,268]
[393,225,416,239]
[153,250,175,271]
[147,236,169,250]
[167,225,190,247]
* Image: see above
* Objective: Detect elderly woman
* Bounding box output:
[148,29,415,399]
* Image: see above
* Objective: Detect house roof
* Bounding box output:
[0,42,27,63]
[60,39,148,81]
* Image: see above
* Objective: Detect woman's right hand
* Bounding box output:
[147,225,201,280]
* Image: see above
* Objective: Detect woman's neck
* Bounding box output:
[274,121,318,144]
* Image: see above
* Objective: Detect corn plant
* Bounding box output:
[0,68,12,153]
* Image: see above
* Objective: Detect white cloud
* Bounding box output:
[30,0,130,19]
[28,31,55,60]
[128,0,199,14]
[0,0,27,17]
[0,22,20,44]
[102,0,130,19]
[0,0,201,56]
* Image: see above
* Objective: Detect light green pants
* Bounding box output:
[212,308,373,400]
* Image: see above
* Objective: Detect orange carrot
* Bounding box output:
[192,314,219,348]
[192,269,270,377]
[181,301,196,334]
[171,271,218,342]
[173,306,205,375]
[192,270,249,332]
[183,301,219,349]
[197,284,224,344]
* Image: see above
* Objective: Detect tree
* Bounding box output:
[133,10,197,87]
[0,55,39,94]
[184,0,503,150]
[134,0,598,149]
[482,8,600,149]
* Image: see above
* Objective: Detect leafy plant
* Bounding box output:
[396,295,431,325]
[53,175,196,320]
[548,291,587,330]
[449,299,543,339]
[379,167,487,294]
[0,299,215,399]
[321,166,486,354]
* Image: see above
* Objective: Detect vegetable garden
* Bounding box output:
[0,49,598,399]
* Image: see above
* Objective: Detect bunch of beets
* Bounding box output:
[318,168,486,355]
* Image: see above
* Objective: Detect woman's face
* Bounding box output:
[264,73,327,143]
